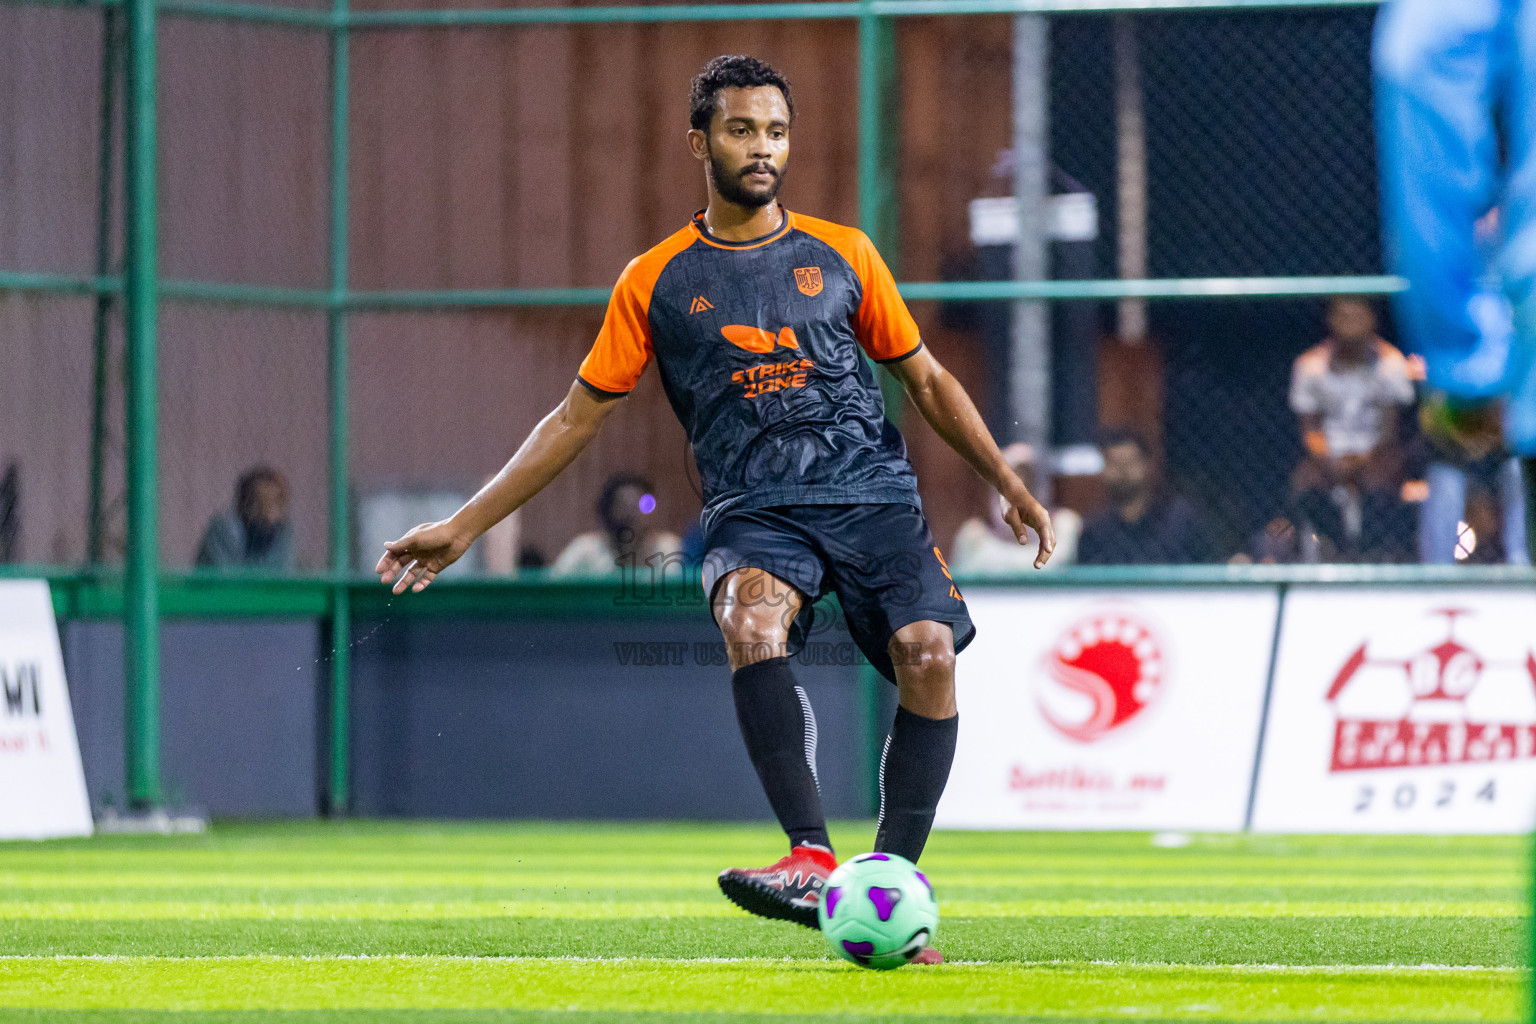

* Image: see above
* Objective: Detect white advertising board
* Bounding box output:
[0,580,93,839]
[935,588,1278,831]
[1251,587,1536,834]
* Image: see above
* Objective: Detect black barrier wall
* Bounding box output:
[64,621,322,817]
[60,609,888,820]
[349,616,880,820]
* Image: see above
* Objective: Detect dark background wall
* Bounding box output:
[349,612,881,819]
[63,620,323,816]
[60,607,889,819]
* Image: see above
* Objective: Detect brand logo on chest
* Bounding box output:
[721,325,800,353]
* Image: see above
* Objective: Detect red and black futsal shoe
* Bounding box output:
[717,845,837,929]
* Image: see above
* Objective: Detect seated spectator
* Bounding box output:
[1288,295,1416,562]
[1078,430,1214,564]
[1416,394,1529,564]
[1230,516,1301,566]
[195,466,295,570]
[951,442,1081,573]
[551,473,683,577]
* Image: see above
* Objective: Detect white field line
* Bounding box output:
[0,954,1520,973]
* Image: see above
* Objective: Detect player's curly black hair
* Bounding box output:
[688,55,794,132]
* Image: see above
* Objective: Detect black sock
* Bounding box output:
[731,656,831,851]
[874,706,958,864]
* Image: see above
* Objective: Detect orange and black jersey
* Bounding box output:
[578,208,924,533]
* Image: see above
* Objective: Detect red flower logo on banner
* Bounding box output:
[1036,612,1165,743]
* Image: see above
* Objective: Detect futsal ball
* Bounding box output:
[817,852,939,969]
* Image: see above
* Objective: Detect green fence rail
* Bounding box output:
[0,0,1391,813]
[0,270,1410,307]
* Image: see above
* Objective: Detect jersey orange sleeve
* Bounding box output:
[791,215,923,362]
[849,232,922,362]
[577,258,655,395]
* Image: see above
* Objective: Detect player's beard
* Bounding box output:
[708,146,785,209]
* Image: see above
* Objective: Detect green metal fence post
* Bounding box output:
[326,0,352,816]
[124,0,161,808]
[858,0,907,430]
[857,0,897,258]
[857,0,902,802]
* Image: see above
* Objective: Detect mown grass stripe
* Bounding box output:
[3,851,1512,863]
[0,954,1523,970]
[1,915,1519,967]
[0,900,1520,920]
[0,872,1518,890]
[0,956,1517,1019]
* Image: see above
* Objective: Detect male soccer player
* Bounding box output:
[376,56,1055,957]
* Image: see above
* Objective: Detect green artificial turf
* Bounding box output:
[0,822,1525,1022]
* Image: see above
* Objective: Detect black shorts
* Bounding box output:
[701,502,976,684]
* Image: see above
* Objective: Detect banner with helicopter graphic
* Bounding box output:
[1250,587,1536,834]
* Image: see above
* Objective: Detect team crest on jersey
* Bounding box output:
[794,267,823,297]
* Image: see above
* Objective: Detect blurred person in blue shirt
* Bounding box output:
[1374,0,1536,561]
[195,466,295,571]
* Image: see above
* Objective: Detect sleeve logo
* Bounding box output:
[793,266,823,297]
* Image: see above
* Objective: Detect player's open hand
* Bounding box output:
[1001,491,1055,569]
[376,520,471,595]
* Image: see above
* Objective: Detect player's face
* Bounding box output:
[690,86,790,209]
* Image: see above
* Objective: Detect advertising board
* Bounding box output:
[936,588,1278,831]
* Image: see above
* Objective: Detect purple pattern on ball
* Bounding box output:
[915,871,932,895]
[857,853,890,862]
[842,940,876,957]
[824,885,843,918]
[867,886,903,922]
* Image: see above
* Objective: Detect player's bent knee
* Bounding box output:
[716,606,793,668]
[902,645,955,692]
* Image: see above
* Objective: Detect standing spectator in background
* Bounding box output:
[1078,430,1213,565]
[551,473,683,577]
[195,466,295,570]
[1374,0,1536,563]
[1413,211,1529,564]
[1416,395,1529,563]
[1288,296,1416,561]
[951,443,1081,573]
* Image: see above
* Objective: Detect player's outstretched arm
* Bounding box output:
[884,346,1056,568]
[376,379,625,594]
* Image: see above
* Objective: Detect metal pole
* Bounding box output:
[88,7,122,568]
[857,1,896,257]
[857,0,902,792]
[326,0,352,815]
[1114,14,1148,341]
[123,0,160,808]
[858,1,906,425]
[1011,14,1051,497]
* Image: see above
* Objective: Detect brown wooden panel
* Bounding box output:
[2,11,1015,568]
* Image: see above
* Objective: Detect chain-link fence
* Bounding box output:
[6,0,1495,577]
